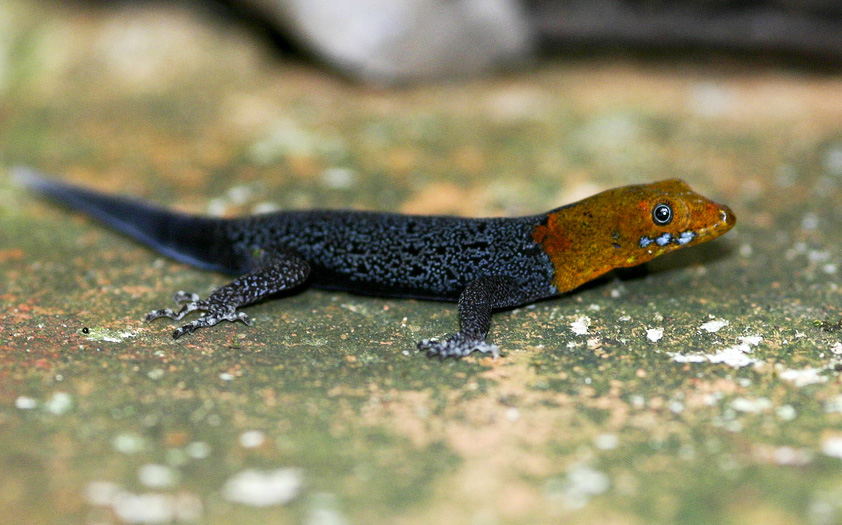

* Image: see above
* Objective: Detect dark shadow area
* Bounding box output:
[528,0,842,72]
[48,0,305,59]
[44,0,842,83]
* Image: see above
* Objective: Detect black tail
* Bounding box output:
[14,167,241,274]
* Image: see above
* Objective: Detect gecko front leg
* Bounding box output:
[417,275,525,360]
[146,252,311,339]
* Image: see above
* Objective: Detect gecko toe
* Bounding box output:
[146,308,176,321]
[172,317,210,339]
[165,302,252,340]
[173,291,200,304]
[417,334,499,359]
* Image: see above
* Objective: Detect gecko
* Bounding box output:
[15,167,735,359]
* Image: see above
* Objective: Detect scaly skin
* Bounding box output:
[16,168,735,359]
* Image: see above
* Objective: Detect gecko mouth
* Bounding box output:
[639,230,697,248]
[691,202,736,240]
[688,202,736,243]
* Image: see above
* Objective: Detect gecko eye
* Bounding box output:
[652,203,673,225]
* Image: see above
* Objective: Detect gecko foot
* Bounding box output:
[146,291,203,322]
[145,292,252,339]
[417,333,500,360]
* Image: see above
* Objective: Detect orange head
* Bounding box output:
[533,179,735,293]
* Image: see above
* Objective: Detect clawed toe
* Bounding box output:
[145,308,173,322]
[172,324,196,339]
[146,292,251,338]
[146,292,203,322]
[417,333,500,359]
[173,291,200,304]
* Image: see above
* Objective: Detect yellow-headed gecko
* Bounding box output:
[16,168,735,359]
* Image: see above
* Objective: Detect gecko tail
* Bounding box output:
[14,166,241,274]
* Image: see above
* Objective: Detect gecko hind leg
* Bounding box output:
[146,252,311,339]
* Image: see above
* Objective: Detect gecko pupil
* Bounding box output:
[652,203,673,225]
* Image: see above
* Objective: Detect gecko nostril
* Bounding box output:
[718,205,736,228]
